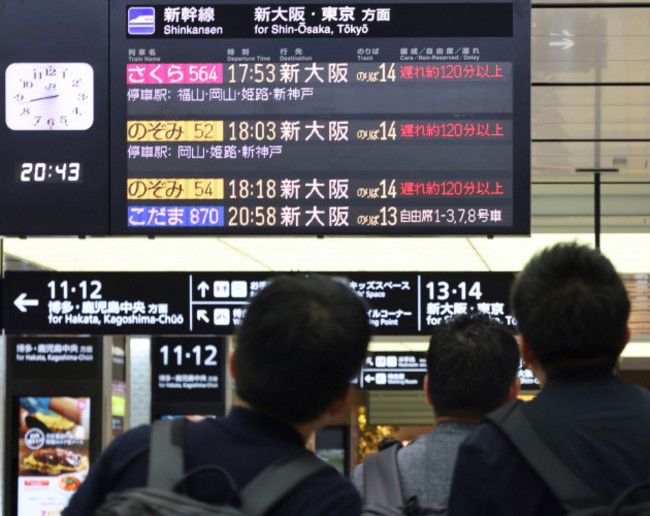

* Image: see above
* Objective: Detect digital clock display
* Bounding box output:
[0,0,109,236]
[16,162,82,183]
[111,0,530,236]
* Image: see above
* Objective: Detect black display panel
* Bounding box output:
[418,271,517,331]
[15,396,92,516]
[2,271,190,334]
[0,0,528,236]
[1,270,516,334]
[4,337,103,516]
[357,351,538,390]
[355,351,427,390]
[110,0,530,236]
[8,336,100,381]
[0,0,109,235]
[151,336,227,418]
[315,425,351,476]
[518,358,540,391]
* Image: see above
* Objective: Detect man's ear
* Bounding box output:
[327,385,353,417]
[520,335,547,387]
[519,335,536,369]
[423,374,433,407]
[620,326,631,354]
[507,377,521,402]
[229,351,238,382]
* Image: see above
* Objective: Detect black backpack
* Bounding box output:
[486,400,650,516]
[94,418,329,515]
[361,442,447,516]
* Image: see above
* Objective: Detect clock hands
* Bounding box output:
[22,94,60,104]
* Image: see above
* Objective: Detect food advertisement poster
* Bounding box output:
[17,397,91,516]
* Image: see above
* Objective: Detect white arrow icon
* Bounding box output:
[197,309,209,323]
[549,38,574,50]
[197,281,210,298]
[364,374,374,383]
[14,293,39,313]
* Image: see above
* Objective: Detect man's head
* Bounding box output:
[234,275,371,425]
[511,242,630,377]
[426,315,520,420]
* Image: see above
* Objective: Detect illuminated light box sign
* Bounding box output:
[518,358,540,391]
[2,271,516,335]
[3,272,191,335]
[16,396,91,516]
[110,0,530,236]
[8,336,100,380]
[5,336,103,516]
[151,336,227,419]
[356,352,539,391]
[355,351,427,390]
[1,271,517,334]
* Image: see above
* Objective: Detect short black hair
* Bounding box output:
[426,314,520,419]
[234,275,371,424]
[511,242,630,376]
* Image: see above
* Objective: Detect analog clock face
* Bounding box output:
[5,62,94,131]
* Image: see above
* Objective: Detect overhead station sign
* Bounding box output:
[150,336,227,419]
[1,271,516,335]
[355,351,541,391]
[355,351,427,390]
[3,272,189,334]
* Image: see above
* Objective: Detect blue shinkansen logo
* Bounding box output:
[128,7,156,35]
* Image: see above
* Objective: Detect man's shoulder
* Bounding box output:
[460,418,507,445]
[97,423,151,470]
[62,424,153,515]
[456,416,518,467]
[272,460,361,516]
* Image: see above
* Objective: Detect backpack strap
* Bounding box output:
[147,418,186,491]
[362,442,404,507]
[486,399,606,511]
[238,448,331,516]
[147,419,328,515]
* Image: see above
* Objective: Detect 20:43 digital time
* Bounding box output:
[16,162,82,183]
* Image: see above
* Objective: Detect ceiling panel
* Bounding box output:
[535,0,650,5]
[534,121,650,140]
[532,142,650,178]
[5,233,650,274]
[2,238,266,272]
[533,86,649,107]
[534,105,650,126]
[532,7,650,82]
[218,237,486,271]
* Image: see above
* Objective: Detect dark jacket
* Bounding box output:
[64,407,361,515]
[448,373,650,516]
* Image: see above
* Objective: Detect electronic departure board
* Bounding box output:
[1,0,529,235]
[110,0,530,235]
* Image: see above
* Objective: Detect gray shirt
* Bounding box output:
[351,422,476,508]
